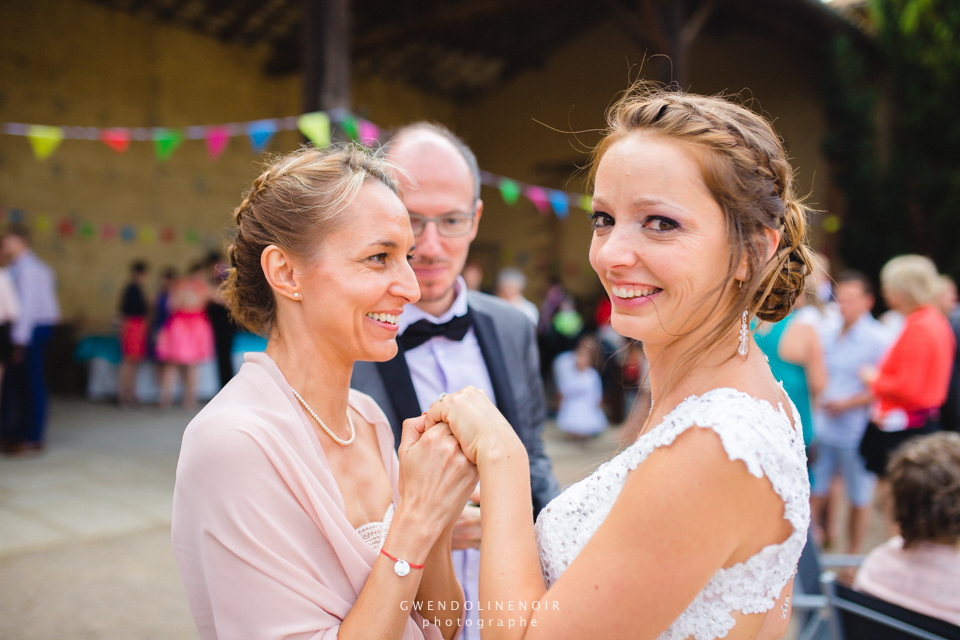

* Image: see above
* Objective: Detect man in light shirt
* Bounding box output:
[0,226,61,454]
[810,271,888,554]
[352,123,559,638]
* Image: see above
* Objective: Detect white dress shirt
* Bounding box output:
[397,276,491,639]
[9,250,60,345]
[399,277,496,409]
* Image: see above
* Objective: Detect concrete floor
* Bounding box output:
[0,399,887,639]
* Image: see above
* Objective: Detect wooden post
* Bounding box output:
[603,0,714,89]
[302,0,351,114]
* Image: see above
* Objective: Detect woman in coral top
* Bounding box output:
[860,255,956,480]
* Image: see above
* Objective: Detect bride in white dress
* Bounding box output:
[417,86,813,640]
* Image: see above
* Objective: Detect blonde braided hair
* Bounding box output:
[223,144,400,335]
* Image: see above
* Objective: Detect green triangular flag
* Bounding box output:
[298,112,331,148]
[79,221,96,240]
[341,115,359,141]
[153,129,184,162]
[26,125,64,160]
[499,179,521,206]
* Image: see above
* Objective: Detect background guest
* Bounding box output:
[860,255,956,534]
[494,266,538,325]
[155,263,214,410]
[854,432,960,625]
[553,334,607,440]
[0,225,61,453]
[461,259,484,292]
[118,260,149,408]
[810,271,888,555]
[936,274,958,317]
[620,340,651,441]
[861,257,954,464]
[152,267,177,340]
[205,252,237,389]
[0,258,19,416]
[755,294,828,448]
[944,290,960,433]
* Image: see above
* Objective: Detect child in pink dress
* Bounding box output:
[156,264,214,409]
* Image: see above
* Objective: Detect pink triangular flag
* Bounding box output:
[525,186,550,214]
[205,126,230,160]
[358,120,380,147]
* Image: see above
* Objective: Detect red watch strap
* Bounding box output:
[380,548,425,569]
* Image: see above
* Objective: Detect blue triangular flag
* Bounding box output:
[246,119,278,153]
[548,190,570,219]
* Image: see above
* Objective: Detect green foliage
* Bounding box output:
[823,0,960,280]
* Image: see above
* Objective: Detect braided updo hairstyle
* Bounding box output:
[589,86,814,357]
[223,144,399,335]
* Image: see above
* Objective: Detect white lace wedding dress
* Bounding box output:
[536,388,810,640]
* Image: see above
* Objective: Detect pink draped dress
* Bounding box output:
[172,352,442,640]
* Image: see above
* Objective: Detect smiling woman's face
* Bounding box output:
[295,181,420,364]
[589,134,734,348]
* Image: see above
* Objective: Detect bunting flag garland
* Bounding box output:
[297,112,331,148]
[245,119,277,153]
[26,125,64,160]
[3,110,600,220]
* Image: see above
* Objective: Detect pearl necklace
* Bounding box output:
[289,386,356,445]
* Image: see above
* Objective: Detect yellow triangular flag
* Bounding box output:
[26,125,64,161]
[298,112,331,148]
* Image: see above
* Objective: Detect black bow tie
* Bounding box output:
[399,314,472,351]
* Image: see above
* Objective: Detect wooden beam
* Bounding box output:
[353,0,580,53]
[302,0,351,113]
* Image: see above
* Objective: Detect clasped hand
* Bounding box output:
[397,415,479,534]
[407,387,520,465]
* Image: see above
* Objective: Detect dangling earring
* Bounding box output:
[738,309,749,358]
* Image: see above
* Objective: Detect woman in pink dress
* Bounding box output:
[172,146,477,640]
[155,263,215,409]
[854,431,960,625]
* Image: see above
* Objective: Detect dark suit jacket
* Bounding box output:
[350,291,560,517]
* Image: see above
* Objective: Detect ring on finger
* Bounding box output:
[438,392,447,402]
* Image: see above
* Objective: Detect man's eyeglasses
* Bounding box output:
[407,212,476,238]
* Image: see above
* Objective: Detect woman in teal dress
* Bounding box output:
[755,311,827,446]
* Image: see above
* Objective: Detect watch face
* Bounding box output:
[394,559,410,577]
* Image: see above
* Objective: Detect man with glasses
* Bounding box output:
[352,123,559,637]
